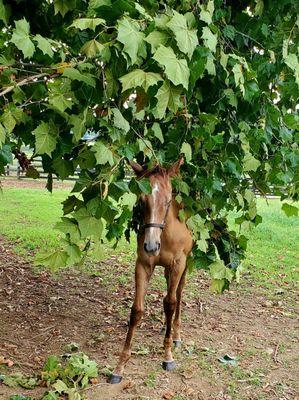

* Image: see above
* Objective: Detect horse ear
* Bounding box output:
[167,156,184,177]
[126,158,145,176]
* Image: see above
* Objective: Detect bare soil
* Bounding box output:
[0,177,73,190]
[0,236,298,400]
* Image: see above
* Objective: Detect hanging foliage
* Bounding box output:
[0,0,298,291]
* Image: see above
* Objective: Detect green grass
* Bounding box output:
[0,187,298,288]
[241,199,299,288]
[0,188,70,254]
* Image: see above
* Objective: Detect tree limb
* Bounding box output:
[0,73,59,97]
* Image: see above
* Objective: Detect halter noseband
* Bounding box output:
[141,200,172,231]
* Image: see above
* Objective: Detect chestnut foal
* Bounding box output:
[110,158,193,384]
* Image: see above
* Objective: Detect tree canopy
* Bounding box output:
[0,0,298,291]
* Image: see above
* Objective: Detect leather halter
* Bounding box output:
[141,200,172,231]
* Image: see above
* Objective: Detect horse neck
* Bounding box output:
[164,199,179,228]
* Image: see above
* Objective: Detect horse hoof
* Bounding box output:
[173,340,182,348]
[109,374,123,384]
[162,360,176,371]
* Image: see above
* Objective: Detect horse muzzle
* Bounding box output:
[144,241,161,257]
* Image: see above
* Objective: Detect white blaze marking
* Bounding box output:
[145,183,160,243]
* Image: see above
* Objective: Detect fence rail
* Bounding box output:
[4,159,283,198]
[5,158,80,181]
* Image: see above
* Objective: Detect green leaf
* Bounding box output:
[66,243,82,265]
[224,88,238,107]
[0,144,12,164]
[120,192,137,210]
[10,18,35,59]
[81,39,104,58]
[63,67,96,87]
[74,208,103,239]
[153,45,190,89]
[254,0,264,16]
[54,0,76,17]
[69,18,105,31]
[44,355,59,372]
[166,11,198,59]
[117,18,146,65]
[0,109,16,133]
[151,122,164,143]
[284,53,299,86]
[53,158,74,180]
[41,392,59,400]
[0,0,10,25]
[32,122,57,156]
[199,0,214,24]
[145,30,170,52]
[282,203,298,217]
[201,27,217,53]
[210,260,234,282]
[243,153,261,172]
[232,63,245,95]
[92,141,114,165]
[55,217,81,243]
[53,380,69,394]
[223,25,236,41]
[36,251,69,271]
[69,110,87,142]
[112,108,130,133]
[153,80,182,119]
[49,93,73,113]
[0,123,6,145]
[34,34,54,57]
[119,69,162,92]
[137,179,151,194]
[181,142,192,162]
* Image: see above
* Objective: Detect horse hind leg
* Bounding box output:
[110,260,153,384]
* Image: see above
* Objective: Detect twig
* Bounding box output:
[131,127,158,162]
[273,342,281,364]
[80,381,109,392]
[235,30,265,49]
[252,178,269,205]
[30,325,57,339]
[0,72,59,97]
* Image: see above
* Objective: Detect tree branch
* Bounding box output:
[0,73,59,97]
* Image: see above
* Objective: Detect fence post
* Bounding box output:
[17,165,21,179]
[6,165,9,176]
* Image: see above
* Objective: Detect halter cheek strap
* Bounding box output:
[141,200,171,231]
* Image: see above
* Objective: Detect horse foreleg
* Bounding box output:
[110,260,153,384]
[172,267,187,347]
[162,257,186,371]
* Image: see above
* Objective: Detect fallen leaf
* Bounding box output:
[162,390,175,399]
[122,379,135,390]
[7,359,14,368]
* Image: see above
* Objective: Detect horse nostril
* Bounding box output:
[144,242,148,252]
[156,242,161,250]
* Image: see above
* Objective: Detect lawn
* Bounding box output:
[0,185,298,288]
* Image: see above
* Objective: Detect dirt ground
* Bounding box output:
[0,177,74,190]
[0,234,298,400]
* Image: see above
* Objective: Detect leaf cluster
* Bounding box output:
[0,0,298,290]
